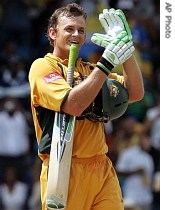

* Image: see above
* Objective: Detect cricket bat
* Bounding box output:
[46,44,78,210]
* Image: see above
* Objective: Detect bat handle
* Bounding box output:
[67,44,78,86]
[67,67,74,86]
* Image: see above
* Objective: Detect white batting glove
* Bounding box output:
[99,8,125,37]
[97,31,135,76]
[91,8,133,48]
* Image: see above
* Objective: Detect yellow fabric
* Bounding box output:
[29,53,124,159]
[40,158,49,210]
[29,53,125,210]
[41,156,124,210]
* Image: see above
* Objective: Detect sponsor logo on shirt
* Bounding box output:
[43,72,62,84]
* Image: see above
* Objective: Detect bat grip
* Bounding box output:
[67,67,74,86]
[67,44,78,86]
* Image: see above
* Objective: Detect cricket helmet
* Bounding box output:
[80,78,129,122]
[101,78,129,121]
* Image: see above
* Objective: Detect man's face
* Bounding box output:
[50,15,86,59]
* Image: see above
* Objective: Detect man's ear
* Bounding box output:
[49,27,57,40]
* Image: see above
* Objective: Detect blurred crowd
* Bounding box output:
[0,0,160,210]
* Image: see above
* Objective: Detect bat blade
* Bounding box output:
[47,113,75,209]
[46,44,78,210]
[46,112,65,209]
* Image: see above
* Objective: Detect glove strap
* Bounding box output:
[97,57,114,76]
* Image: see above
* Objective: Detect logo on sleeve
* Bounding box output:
[43,72,62,84]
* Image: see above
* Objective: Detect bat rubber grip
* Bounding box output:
[67,44,78,86]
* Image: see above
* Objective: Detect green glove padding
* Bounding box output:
[97,31,134,75]
[91,8,133,48]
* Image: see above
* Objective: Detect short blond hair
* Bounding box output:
[47,3,87,46]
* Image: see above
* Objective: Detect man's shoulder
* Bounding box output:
[31,55,48,64]
[29,56,51,80]
[30,53,57,70]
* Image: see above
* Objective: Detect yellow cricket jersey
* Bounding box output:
[28,53,124,161]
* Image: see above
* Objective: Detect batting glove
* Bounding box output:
[97,31,134,76]
[91,8,132,48]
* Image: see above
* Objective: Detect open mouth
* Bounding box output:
[70,41,79,44]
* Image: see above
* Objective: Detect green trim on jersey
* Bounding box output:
[35,106,55,154]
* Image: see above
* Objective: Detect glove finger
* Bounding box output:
[108,8,124,29]
[113,13,125,30]
[121,34,130,43]
[124,46,135,58]
[115,9,132,39]
[108,9,117,27]
[110,41,125,54]
[118,42,135,62]
[104,9,124,30]
[99,9,114,31]
[99,13,109,33]
[106,32,126,51]
[120,46,135,63]
[91,33,112,47]
[112,39,133,56]
[117,43,129,57]
[117,41,125,48]
[109,8,116,14]
[92,33,112,40]
[107,36,126,52]
[125,40,134,49]
[111,31,127,44]
[91,37,106,48]
[103,10,115,30]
